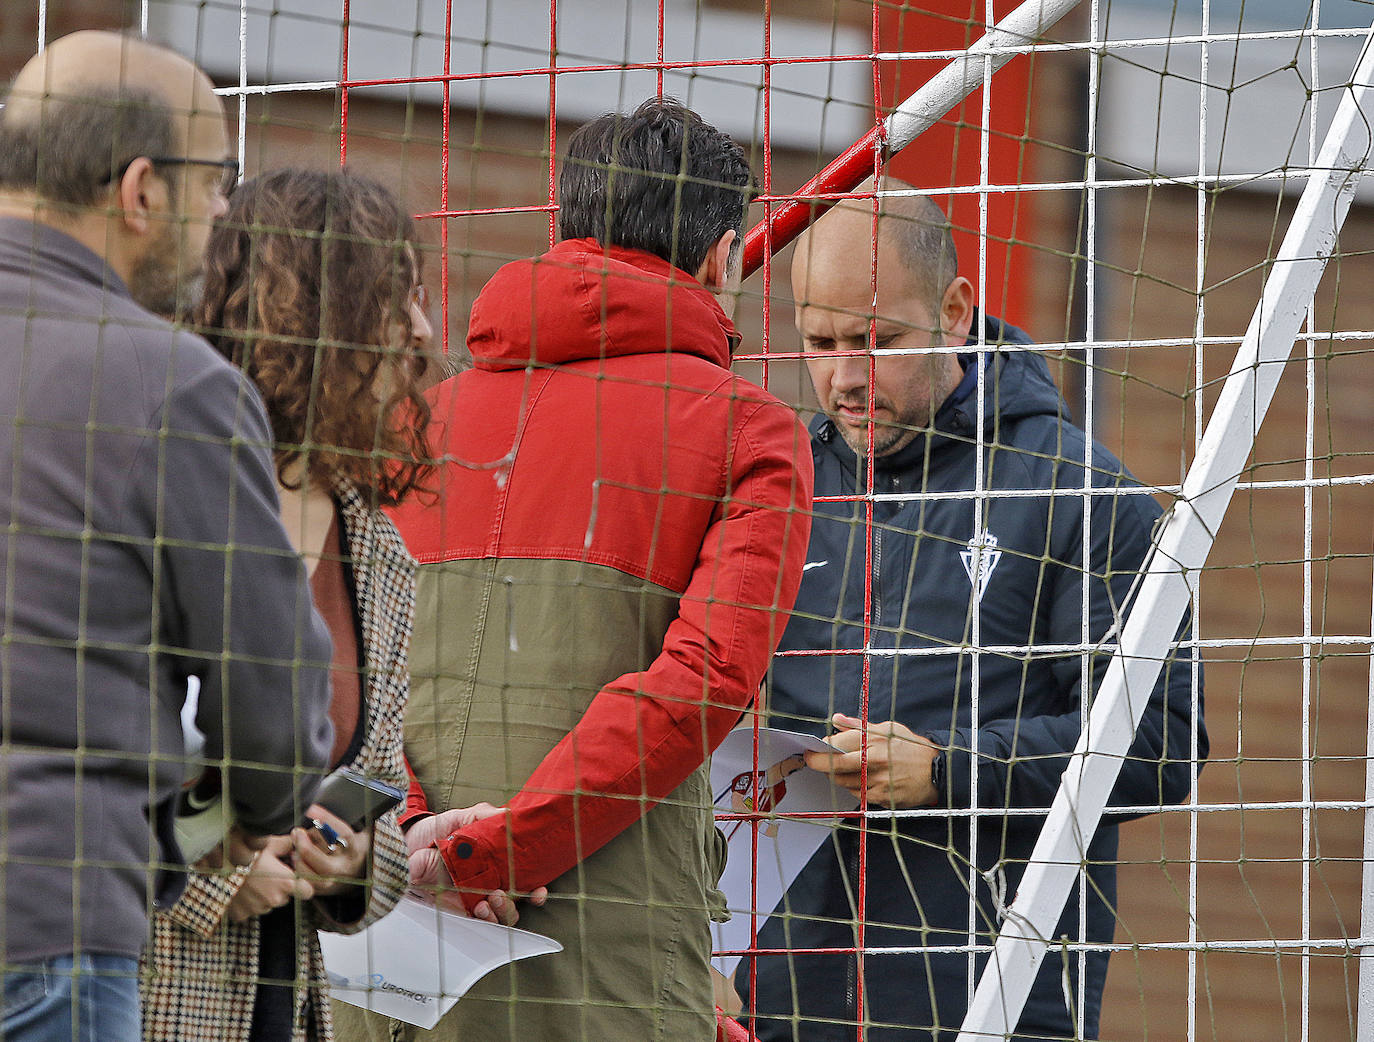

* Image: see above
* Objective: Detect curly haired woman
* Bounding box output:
[139,168,434,1042]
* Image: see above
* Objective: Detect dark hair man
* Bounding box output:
[0,31,334,1042]
[336,97,814,1042]
[737,181,1207,1041]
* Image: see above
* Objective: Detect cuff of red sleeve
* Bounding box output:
[397,808,433,834]
[437,830,505,914]
[716,1009,749,1042]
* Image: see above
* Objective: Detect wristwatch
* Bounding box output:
[929,748,946,805]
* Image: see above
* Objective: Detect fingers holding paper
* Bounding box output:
[803,713,940,809]
[406,803,549,925]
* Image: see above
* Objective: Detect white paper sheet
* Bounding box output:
[709,727,857,977]
[321,894,562,1028]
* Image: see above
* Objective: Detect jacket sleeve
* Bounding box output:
[398,754,432,832]
[160,864,251,937]
[142,361,335,836]
[435,400,814,908]
[928,477,1207,818]
[158,818,407,940]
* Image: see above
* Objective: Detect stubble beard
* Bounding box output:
[129,220,203,320]
[831,399,909,457]
[829,331,949,458]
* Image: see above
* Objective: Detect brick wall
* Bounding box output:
[0,1,133,76]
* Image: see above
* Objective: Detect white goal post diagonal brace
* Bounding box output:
[741,0,1084,277]
[956,24,1374,1042]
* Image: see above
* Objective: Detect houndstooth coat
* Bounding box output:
[141,481,415,1042]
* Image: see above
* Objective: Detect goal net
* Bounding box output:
[4,2,1372,1040]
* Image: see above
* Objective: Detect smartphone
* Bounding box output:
[310,766,404,831]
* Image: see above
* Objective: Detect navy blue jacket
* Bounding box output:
[739,315,1206,1041]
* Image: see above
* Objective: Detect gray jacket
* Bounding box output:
[0,218,334,963]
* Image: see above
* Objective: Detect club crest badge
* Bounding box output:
[960,528,1002,604]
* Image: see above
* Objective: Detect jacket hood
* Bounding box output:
[466,237,740,371]
[814,310,1069,474]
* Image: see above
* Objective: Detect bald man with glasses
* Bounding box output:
[0,31,334,1042]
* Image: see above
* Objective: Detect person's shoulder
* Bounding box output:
[1013,409,1093,456]
[60,297,255,425]
[118,310,219,364]
[720,369,791,408]
[1007,411,1136,480]
[1010,413,1167,535]
[65,290,220,371]
[719,372,809,435]
[150,322,262,410]
[124,321,272,443]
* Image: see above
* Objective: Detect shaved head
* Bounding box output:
[793,177,957,318]
[6,31,214,125]
[791,178,973,457]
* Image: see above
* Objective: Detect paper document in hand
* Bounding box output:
[710,726,856,977]
[321,894,562,1029]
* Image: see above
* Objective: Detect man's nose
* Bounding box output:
[830,352,871,393]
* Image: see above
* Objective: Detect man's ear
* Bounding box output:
[694,228,737,292]
[114,157,166,237]
[939,275,975,343]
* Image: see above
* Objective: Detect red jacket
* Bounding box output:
[392,239,813,910]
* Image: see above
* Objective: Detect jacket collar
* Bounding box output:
[466,237,740,371]
[0,216,130,299]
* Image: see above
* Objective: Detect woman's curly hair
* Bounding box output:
[195,168,433,505]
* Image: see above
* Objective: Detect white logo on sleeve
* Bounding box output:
[960,529,1002,603]
[803,560,829,571]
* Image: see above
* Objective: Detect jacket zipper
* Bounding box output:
[850,508,884,1031]
[870,525,883,630]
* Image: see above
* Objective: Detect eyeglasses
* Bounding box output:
[112,156,241,197]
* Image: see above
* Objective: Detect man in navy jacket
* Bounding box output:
[736,183,1206,1041]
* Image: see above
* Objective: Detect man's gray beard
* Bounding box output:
[130,263,204,321]
[835,420,907,458]
[129,228,203,320]
[172,272,205,321]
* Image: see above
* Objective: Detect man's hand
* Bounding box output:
[803,713,941,808]
[404,802,505,857]
[405,803,548,926]
[226,834,314,921]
